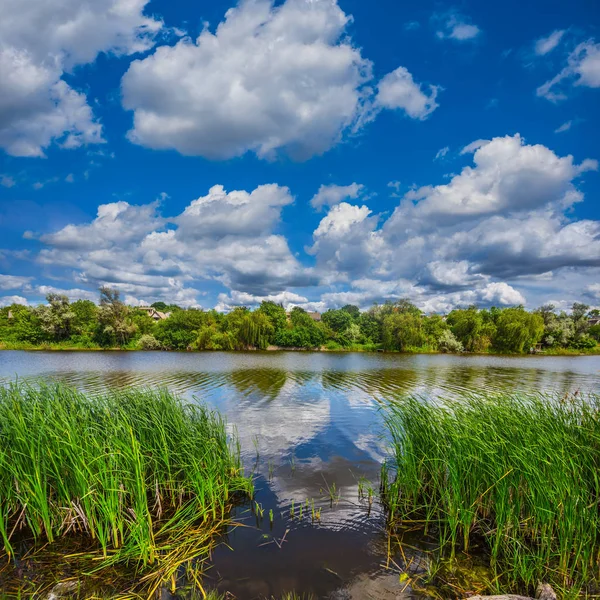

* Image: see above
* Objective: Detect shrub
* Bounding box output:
[138,334,162,350]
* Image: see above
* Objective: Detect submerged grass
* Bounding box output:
[0,382,252,595]
[381,392,600,596]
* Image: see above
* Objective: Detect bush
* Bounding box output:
[436,329,463,353]
[138,334,162,350]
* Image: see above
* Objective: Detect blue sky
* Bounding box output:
[0,0,599,312]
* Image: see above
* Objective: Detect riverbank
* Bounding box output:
[1,341,599,355]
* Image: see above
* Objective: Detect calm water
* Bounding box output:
[1,351,599,598]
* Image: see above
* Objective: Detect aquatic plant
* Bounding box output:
[381,392,600,595]
[0,382,252,594]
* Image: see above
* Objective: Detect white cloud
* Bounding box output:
[436,14,480,41]
[177,184,293,239]
[460,139,490,154]
[537,40,600,101]
[7,134,600,312]
[0,174,16,188]
[376,67,440,120]
[0,0,162,157]
[0,274,31,291]
[36,286,98,302]
[310,183,364,210]
[0,296,29,307]
[585,283,600,301]
[36,183,311,306]
[396,134,596,222]
[215,289,309,312]
[435,146,449,160]
[122,0,439,160]
[554,120,572,133]
[307,134,599,310]
[534,30,565,56]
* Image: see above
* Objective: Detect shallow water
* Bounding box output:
[1,351,599,598]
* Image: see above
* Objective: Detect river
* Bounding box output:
[1,351,598,598]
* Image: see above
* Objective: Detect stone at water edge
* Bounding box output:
[468,583,557,600]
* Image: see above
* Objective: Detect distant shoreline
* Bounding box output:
[1,344,599,356]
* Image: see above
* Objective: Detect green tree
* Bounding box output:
[36,294,75,341]
[71,300,98,335]
[96,287,136,347]
[447,307,495,352]
[492,308,544,353]
[258,301,287,339]
[382,312,426,351]
[322,309,353,334]
[154,308,205,349]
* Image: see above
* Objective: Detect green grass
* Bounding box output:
[0,382,252,595]
[381,392,600,596]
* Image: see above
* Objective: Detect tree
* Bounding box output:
[96,287,136,347]
[322,309,353,334]
[36,294,75,341]
[237,310,274,349]
[154,308,206,349]
[341,304,361,321]
[71,300,98,335]
[492,308,544,353]
[447,308,495,352]
[382,312,426,351]
[258,301,287,339]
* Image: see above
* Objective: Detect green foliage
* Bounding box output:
[258,301,287,338]
[492,307,544,353]
[0,289,596,354]
[447,307,495,352]
[589,324,600,342]
[436,329,463,353]
[36,294,75,341]
[0,382,252,591]
[322,308,353,333]
[382,392,600,594]
[96,287,136,347]
[382,311,426,351]
[137,334,162,350]
[153,308,205,349]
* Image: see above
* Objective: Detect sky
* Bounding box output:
[0,0,599,313]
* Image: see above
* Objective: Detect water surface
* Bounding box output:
[1,351,598,598]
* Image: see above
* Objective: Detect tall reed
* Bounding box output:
[0,382,252,592]
[381,392,600,595]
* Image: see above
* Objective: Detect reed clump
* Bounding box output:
[0,382,252,593]
[381,392,600,595]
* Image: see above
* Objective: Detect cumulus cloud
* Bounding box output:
[0,296,29,307]
[36,183,311,306]
[0,274,31,290]
[537,40,600,101]
[436,13,481,41]
[534,30,565,56]
[376,67,440,120]
[122,0,439,160]
[307,134,598,310]
[395,134,596,222]
[215,290,310,312]
[310,183,364,210]
[6,135,599,313]
[0,0,162,157]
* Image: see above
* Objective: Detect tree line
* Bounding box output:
[0,287,599,354]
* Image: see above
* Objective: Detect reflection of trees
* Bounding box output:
[229,368,289,399]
